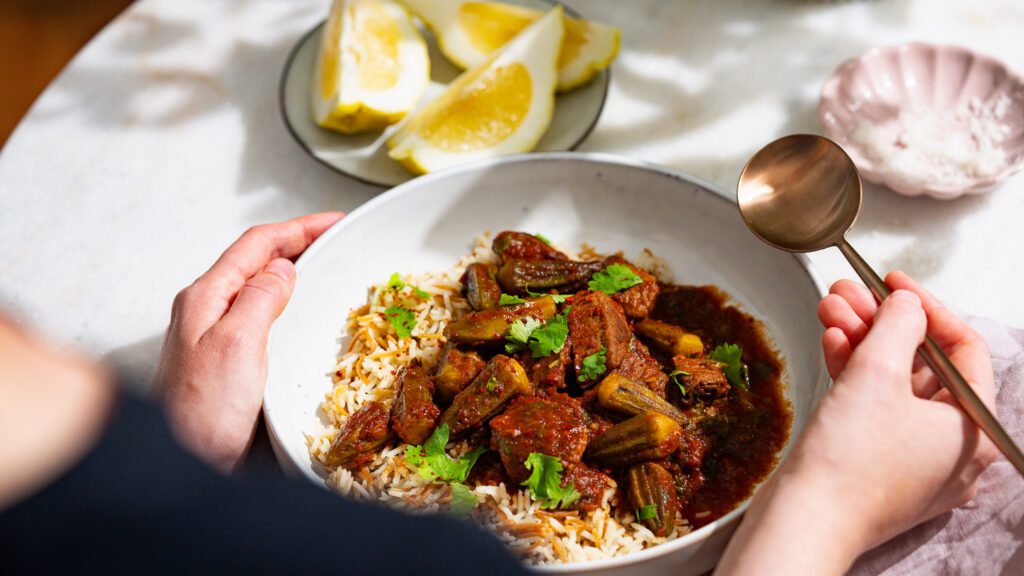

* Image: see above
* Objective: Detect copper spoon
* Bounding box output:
[737,133,1024,477]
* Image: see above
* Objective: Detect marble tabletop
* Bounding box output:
[2,0,1023,382]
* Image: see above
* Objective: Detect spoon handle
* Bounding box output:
[837,240,1024,477]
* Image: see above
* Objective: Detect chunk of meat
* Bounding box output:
[434,343,486,404]
[445,297,556,345]
[605,256,660,319]
[466,451,512,487]
[325,402,392,470]
[440,355,532,436]
[492,231,569,262]
[671,356,730,402]
[563,463,613,512]
[522,334,572,390]
[676,428,710,470]
[461,262,501,311]
[615,337,669,396]
[567,291,632,387]
[578,388,619,439]
[489,394,590,483]
[390,365,441,445]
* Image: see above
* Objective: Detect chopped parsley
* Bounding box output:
[579,347,607,382]
[521,453,580,510]
[668,369,690,396]
[384,306,416,338]
[499,293,528,306]
[449,483,478,516]
[636,504,657,520]
[534,233,552,245]
[505,317,543,353]
[485,375,499,393]
[527,313,568,358]
[526,290,570,304]
[387,272,429,299]
[404,424,486,483]
[588,264,643,295]
[709,343,750,390]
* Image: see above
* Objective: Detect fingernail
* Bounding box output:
[266,259,294,281]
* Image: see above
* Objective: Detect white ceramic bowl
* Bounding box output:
[263,153,830,575]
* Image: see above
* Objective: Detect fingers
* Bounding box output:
[204,212,343,288]
[885,271,983,351]
[818,294,871,347]
[840,290,927,392]
[886,271,995,406]
[830,280,878,325]
[209,258,297,348]
[822,327,852,379]
[177,212,344,336]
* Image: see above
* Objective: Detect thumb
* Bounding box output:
[840,289,926,391]
[217,258,296,344]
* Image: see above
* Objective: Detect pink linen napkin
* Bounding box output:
[848,316,1024,576]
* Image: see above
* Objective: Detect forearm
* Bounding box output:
[714,468,867,575]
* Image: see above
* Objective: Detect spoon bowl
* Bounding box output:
[737,134,861,253]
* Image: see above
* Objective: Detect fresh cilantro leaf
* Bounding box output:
[387,272,405,290]
[587,264,643,295]
[387,272,429,299]
[384,306,416,338]
[709,343,749,390]
[526,290,570,304]
[668,369,690,396]
[485,375,498,393]
[404,424,486,483]
[449,483,478,516]
[505,316,543,353]
[534,233,552,245]
[579,347,607,382]
[636,504,657,520]
[528,313,568,359]
[521,453,581,510]
[499,293,528,306]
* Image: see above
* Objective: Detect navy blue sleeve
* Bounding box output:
[0,393,530,576]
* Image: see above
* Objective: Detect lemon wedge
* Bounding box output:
[400,0,619,92]
[387,7,564,174]
[312,0,429,134]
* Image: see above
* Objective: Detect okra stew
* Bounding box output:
[326,231,791,535]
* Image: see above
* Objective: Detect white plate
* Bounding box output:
[263,153,831,576]
[279,0,610,187]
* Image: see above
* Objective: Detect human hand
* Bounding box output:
[155,213,344,472]
[716,271,997,575]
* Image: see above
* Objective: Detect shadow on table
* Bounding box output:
[103,333,164,394]
[27,0,377,223]
[577,0,992,281]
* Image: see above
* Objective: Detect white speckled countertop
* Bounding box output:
[2,0,1023,380]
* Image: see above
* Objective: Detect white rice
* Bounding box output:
[307,234,690,565]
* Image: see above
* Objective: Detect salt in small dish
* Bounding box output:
[818,43,1024,199]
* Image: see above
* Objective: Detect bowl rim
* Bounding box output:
[263,151,830,572]
[817,41,1024,199]
[277,0,610,189]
